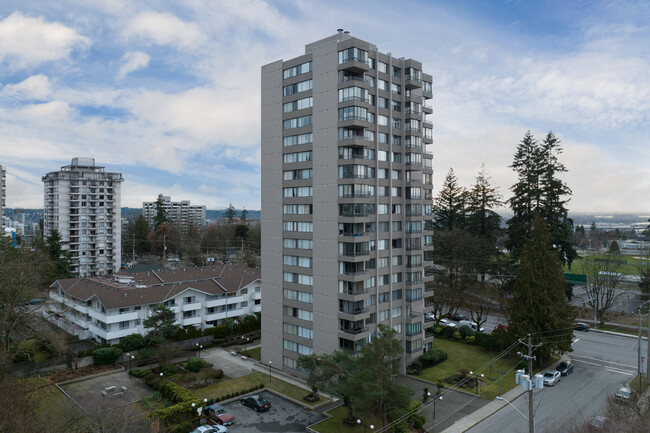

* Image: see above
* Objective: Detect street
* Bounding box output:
[466,331,646,433]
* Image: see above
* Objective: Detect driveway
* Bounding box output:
[222,391,326,432]
[202,347,257,379]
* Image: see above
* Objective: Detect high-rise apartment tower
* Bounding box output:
[43,157,123,277]
[142,195,206,230]
[261,32,434,374]
[0,165,6,228]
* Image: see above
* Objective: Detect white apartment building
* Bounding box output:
[43,157,123,277]
[261,32,434,374]
[47,264,261,345]
[142,195,206,230]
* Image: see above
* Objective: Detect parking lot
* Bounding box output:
[221,391,326,432]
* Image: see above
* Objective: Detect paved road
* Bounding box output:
[466,331,646,433]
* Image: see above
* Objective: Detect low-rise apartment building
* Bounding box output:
[47,264,261,345]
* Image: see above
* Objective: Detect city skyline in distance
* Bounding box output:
[0,0,648,213]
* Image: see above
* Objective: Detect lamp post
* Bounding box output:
[432,394,443,422]
[242,336,250,352]
[196,342,203,358]
[356,418,374,433]
[130,355,134,371]
[269,361,272,382]
[160,372,163,377]
[469,371,485,395]
[496,396,532,432]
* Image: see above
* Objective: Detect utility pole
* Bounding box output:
[647,310,650,380]
[527,334,535,433]
[639,309,643,391]
[132,234,135,264]
[163,234,167,262]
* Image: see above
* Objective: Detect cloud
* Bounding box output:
[1,74,52,100]
[0,12,89,69]
[19,100,73,120]
[117,51,150,79]
[123,12,205,49]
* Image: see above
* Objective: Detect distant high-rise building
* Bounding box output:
[261,32,434,374]
[0,165,6,228]
[142,196,206,230]
[43,157,123,277]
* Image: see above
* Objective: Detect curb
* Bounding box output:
[458,390,527,432]
[590,328,648,340]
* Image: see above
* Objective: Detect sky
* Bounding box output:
[0,0,648,213]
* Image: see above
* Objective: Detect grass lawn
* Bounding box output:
[193,371,324,408]
[22,339,52,363]
[311,406,382,433]
[246,347,261,360]
[567,254,645,276]
[630,374,648,394]
[418,338,522,400]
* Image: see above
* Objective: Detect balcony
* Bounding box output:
[181,301,202,312]
[182,316,202,327]
[338,58,370,74]
[340,326,368,335]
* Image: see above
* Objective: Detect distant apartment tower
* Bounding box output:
[0,165,5,228]
[43,157,123,277]
[261,31,434,374]
[142,196,206,230]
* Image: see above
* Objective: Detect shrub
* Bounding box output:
[410,361,422,371]
[137,347,153,360]
[171,422,194,433]
[186,358,203,373]
[458,325,473,339]
[433,325,443,335]
[129,368,148,378]
[163,365,178,375]
[441,327,455,339]
[120,333,146,352]
[92,347,122,365]
[411,414,426,429]
[420,348,447,366]
[474,332,496,350]
[453,331,462,340]
[160,381,195,404]
[459,367,470,378]
[465,335,476,344]
[208,325,228,339]
[13,349,34,363]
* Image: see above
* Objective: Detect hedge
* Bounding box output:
[160,380,195,404]
[419,348,448,367]
[92,347,122,365]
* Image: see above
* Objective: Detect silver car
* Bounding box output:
[543,370,561,386]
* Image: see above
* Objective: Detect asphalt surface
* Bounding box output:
[221,391,326,432]
[465,330,646,433]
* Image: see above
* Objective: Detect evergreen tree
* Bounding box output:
[133,215,150,254]
[240,208,248,223]
[639,260,650,307]
[506,131,575,267]
[143,304,180,344]
[432,168,467,231]
[153,194,169,229]
[508,217,575,361]
[45,229,73,278]
[224,204,237,223]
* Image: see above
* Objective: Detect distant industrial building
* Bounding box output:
[42,157,123,277]
[142,195,206,230]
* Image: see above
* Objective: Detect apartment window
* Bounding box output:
[283,221,313,232]
[392,118,401,129]
[392,306,402,318]
[283,339,313,355]
[283,61,312,79]
[392,204,402,214]
[392,255,402,266]
[163,299,175,307]
[284,306,313,321]
[392,169,402,180]
[378,61,388,73]
[339,87,368,103]
[283,186,313,197]
[284,169,312,181]
[283,204,312,214]
[283,96,313,113]
[392,66,401,77]
[392,289,403,300]
[284,289,313,304]
[338,47,368,65]
[405,119,421,132]
[378,79,389,91]
[283,115,312,130]
[392,152,401,163]
[392,135,401,146]
[338,184,375,198]
[283,272,313,286]
[283,151,312,163]
[283,79,313,96]
[423,81,432,93]
[406,187,421,199]
[183,310,197,318]
[378,222,389,232]
[284,255,313,268]
[391,83,401,94]
[378,239,390,250]
[338,106,369,122]
[393,323,402,334]
[391,100,401,112]
[392,272,402,283]
[378,133,388,144]
[283,238,313,249]
[283,133,313,147]
[119,321,129,330]
[378,204,389,214]
[183,296,196,304]
[284,323,314,339]
[378,309,389,321]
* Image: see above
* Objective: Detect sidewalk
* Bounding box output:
[438,383,526,433]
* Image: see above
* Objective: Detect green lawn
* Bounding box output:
[311,406,382,433]
[418,338,521,400]
[246,347,261,360]
[567,254,645,276]
[193,371,324,408]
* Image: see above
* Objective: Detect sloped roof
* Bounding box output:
[53,264,260,309]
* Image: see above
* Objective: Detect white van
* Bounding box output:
[458,320,485,333]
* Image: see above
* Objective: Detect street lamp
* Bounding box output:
[432,394,443,421]
[356,418,374,433]
[196,342,203,358]
[130,355,134,371]
[269,361,272,382]
[242,336,250,352]
[469,371,485,395]
[496,396,532,432]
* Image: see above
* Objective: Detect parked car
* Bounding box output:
[190,425,228,433]
[615,386,632,401]
[241,394,272,412]
[543,370,561,386]
[458,320,485,333]
[574,322,590,332]
[556,361,574,376]
[205,403,235,426]
[450,312,466,321]
[425,312,436,322]
[589,415,608,430]
[439,318,456,328]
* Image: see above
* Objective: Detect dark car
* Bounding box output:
[574,322,590,332]
[556,361,574,376]
[241,394,272,412]
[450,312,466,321]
